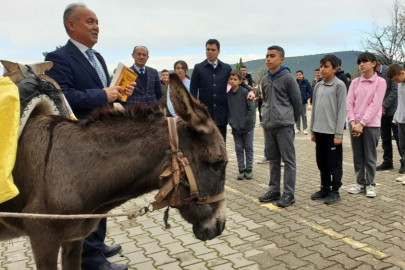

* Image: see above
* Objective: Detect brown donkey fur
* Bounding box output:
[0,74,227,270]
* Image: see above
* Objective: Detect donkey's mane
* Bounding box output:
[85,104,164,124]
[48,104,165,127]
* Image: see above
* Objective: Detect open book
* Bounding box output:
[110,63,138,102]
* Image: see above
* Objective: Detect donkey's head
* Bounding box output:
[168,74,227,241]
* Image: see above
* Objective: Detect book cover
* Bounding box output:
[110,63,138,102]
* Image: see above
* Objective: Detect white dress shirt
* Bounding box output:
[207,59,218,69]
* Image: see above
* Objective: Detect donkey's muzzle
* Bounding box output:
[192,219,226,241]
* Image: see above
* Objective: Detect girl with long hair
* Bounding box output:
[347,52,387,198]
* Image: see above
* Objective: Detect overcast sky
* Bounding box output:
[0,0,392,73]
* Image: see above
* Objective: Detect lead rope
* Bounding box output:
[163,207,171,229]
[0,207,149,222]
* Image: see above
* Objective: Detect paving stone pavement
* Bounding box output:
[2,111,405,270]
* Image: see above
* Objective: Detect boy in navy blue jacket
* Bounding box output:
[227,70,256,180]
[295,70,312,135]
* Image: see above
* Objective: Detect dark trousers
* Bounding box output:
[381,115,402,164]
[314,132,343,191]
[217,125,227,142]
[81,218,107,269]
[258,100,263,122]
[232,130,254,168]
[264,126,296,194]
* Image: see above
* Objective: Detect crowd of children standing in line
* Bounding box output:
[159,45,404,208]
[253,48,403,207]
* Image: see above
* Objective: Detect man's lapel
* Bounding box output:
[146,67,152,91]
[130,65,146,94]
[66,40,104,88]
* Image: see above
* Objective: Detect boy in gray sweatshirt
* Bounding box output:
[227,70,256,180]
[257,46,302,208]
[310,55,347,204]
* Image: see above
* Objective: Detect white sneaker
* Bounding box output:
[257,156,269,164]
[396,174,405,182]
[295,129,300,134]
[347,184,366,194]
[402,180,405,185]
[303,129,308,135]
[366,185,377,197]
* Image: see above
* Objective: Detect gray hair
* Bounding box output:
[63,3,87,33]
[133,46,149,55]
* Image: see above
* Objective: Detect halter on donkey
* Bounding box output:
[152,116,225,228]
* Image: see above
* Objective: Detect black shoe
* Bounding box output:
[311,189,330,200]
[237,168,245,180]
[376,162,394,171]
[99,261,128,270]
[258,191,281,202]
[399,160,405,174]
[324,190,341,205]
[245,168,253,180]
[276,193,295,208]
[102,244,122,258]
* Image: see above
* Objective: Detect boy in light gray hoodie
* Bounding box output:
[257,46,301,208]
[310,55,347,205]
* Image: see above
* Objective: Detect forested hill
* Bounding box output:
[186,51,361,81]
[230,50,362,82]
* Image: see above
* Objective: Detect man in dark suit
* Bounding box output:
[191,39,254,140]
[375,60,402,173]
[45,3,133,270]
[127,46,162,106]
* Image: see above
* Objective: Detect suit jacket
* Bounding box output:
[378,65,398,116]
[190,59,232,126]
[45,40,110,119]
[127,65,162,106]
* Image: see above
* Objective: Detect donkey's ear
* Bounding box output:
[169,73,215,134]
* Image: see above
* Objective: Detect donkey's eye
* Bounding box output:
[211,161,224,172]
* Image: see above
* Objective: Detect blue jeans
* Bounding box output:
[232,130,254,168]
[296,103,307,130]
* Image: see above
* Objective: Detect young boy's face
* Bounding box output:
[320,61,338,80]
[266,49,284,71]
[161,72,169,83]
[391,71,405,83]
[229,75,242,88]
[296,72,303,81]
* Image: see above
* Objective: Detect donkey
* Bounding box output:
[0,74,227,270]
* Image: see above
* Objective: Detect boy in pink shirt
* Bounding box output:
[347,52,386,197]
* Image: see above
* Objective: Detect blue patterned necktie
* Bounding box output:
[85,49,107,87]
[140,68,144,75]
